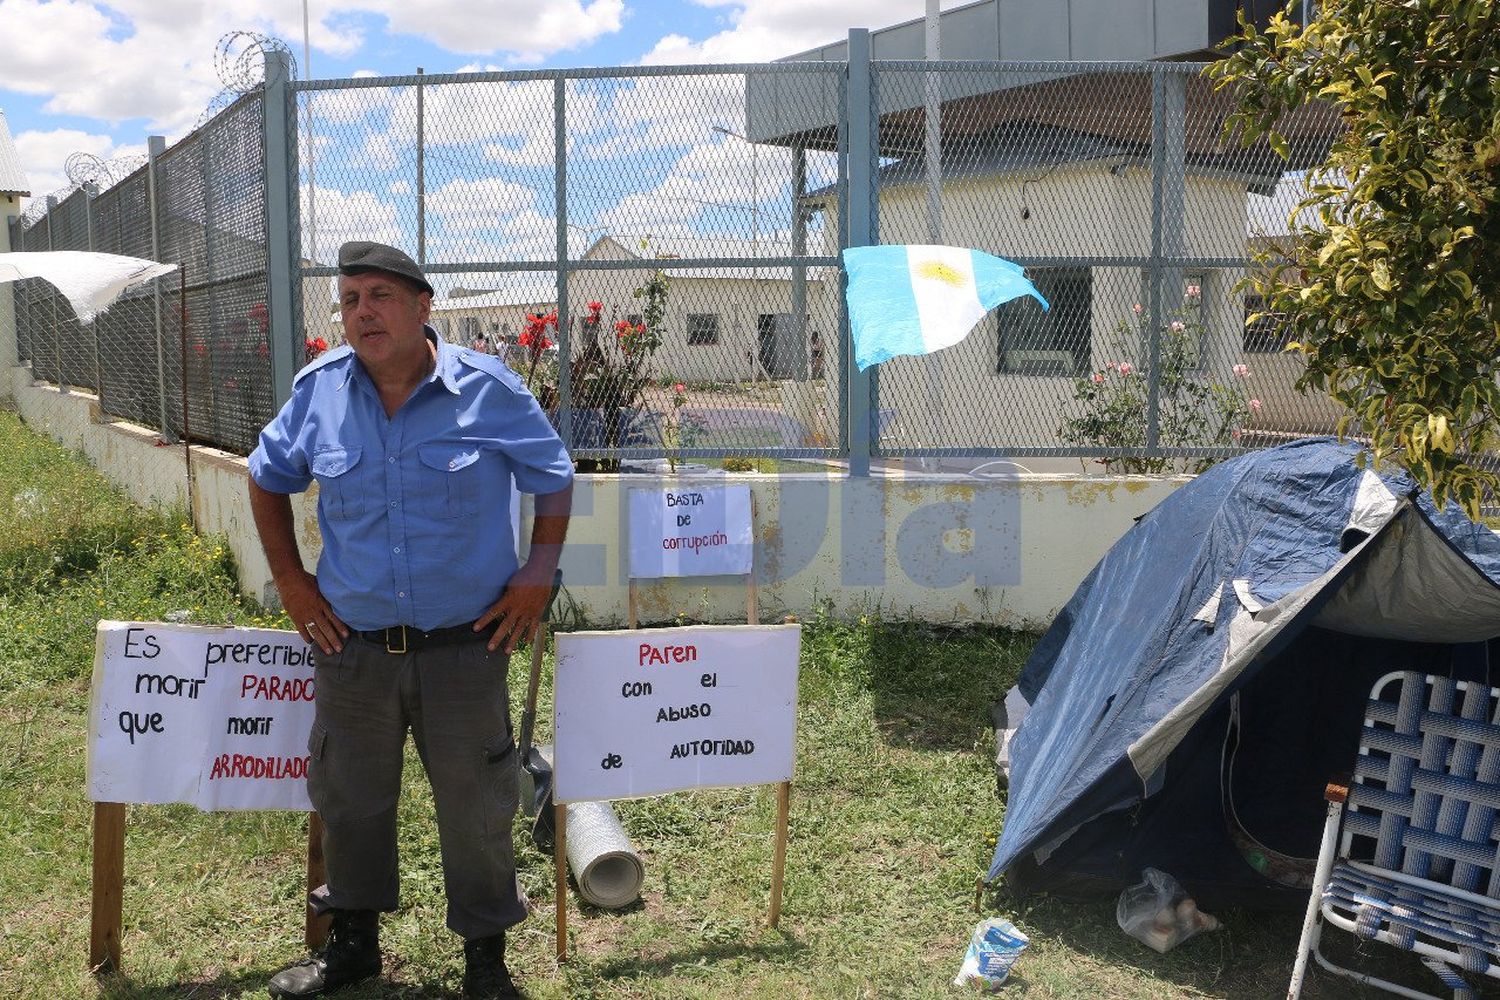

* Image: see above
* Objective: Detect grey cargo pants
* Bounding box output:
[306,635,527,939]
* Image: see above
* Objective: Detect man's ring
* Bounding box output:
[306,621,319,632]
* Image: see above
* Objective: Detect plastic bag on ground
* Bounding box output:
[1116,868,1221,953]
[953,917,1029,991]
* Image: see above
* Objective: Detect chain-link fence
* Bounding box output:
[294,63,846,466]
[866,60,1343,462]
[9,91,273,455]
[8,53,1349,469]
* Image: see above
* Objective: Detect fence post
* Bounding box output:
[263,49,302,410]
[553,75,572,450]
[416,67,426,264]
[85,183,104,402]
[845,28,876,478]
[147,135,172,441]
[791,141,809,381]
[46,195,66,395]
[1146,67,1187,453]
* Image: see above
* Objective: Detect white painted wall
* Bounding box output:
[5,363,1184,628]
[812,163,1262,447]
[0,192,17,371]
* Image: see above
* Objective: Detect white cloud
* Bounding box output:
[12,129,145,205]
[425,177,533,233]
[356,0,625,58]
[302,184,403,260]
[640,0,925,64]
[0,0,624,193]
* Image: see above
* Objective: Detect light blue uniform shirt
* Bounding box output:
[248,327,573,632]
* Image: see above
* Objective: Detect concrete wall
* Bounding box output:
[5,361,1184,628]
[1,192,17,370]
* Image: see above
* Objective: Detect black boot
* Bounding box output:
[463,932,521,999]
[267,909,382,998]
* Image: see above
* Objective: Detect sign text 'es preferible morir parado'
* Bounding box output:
[87,621,316,811]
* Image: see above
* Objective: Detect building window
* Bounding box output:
[997,268,1091,375]
[1243,294,1291,353]
[687,313,720,346]
[459,316,480,340]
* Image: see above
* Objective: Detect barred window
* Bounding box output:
[1243,294,1291,353]
[997,268,1091,376]
[687,313,720,346]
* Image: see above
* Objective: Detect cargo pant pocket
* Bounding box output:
[306,720,400,824]
[483,733,519,837]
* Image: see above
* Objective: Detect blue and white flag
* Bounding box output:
[842,245,1048,371]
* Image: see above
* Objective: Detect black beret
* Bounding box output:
[337,241,433,297]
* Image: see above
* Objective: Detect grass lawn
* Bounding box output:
[0,410,1459,998]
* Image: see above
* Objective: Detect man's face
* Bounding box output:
[338,271,432,374]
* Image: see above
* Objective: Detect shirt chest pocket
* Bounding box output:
[418,444,483,519]
[311,447,365,521]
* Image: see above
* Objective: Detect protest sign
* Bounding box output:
[552,624,799,803]
[87,621,315,811]
[627,485,753,579]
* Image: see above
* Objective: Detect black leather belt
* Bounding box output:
[351,622,486,654]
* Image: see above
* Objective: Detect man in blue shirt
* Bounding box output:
[249,241,573,999]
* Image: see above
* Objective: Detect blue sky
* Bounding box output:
[0,0,928,204]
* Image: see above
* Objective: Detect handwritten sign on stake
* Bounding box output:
[553,624,799,803]
[628,485,753,579]
[86,621,333,972]
[550,623,799,960]
[87,621,317,811]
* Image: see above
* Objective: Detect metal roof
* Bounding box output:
[0,110,31,197]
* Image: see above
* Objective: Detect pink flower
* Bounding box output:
[1118,362,1134,376]
[1131,303,1143,315]
[1170,321,1185,333]
[1185,284,1201,299]
[1091,372,1105,385]
[1106,361,1118,371]
[673,382,686,393]
[1249,398,1262,412]
[1231,428,1243,441]
[1233,363,1249,378]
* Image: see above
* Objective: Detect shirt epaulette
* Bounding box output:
[455,349,527,392]
[293,344,355,385]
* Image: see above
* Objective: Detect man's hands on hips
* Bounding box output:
[279,567,349,655]
[474,560,554,654]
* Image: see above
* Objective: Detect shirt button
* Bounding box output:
[390,500,397,507]
[388,457,395,464]
[393,546,401,554]
[398,591,405,598]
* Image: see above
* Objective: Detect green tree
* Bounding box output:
[1209,0,1500,517]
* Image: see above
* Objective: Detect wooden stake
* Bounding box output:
[554,800,569,963]
[747,494,759,625]
[627,579,639,630]
[305,813,330,949]
[90,801,126,974]
[768,780,790,928]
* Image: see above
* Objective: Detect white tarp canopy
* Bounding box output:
[0,250,177,324]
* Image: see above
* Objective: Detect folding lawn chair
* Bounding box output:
[1289,671,1500,1000]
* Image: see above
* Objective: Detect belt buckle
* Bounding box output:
[385,625,408,655]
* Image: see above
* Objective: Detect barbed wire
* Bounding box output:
[194,31,297,130]
[18,29,295,228]
[18,153,152,227]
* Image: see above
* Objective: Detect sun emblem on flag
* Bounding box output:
[915,259,965,286]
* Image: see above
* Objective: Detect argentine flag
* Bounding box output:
[843,245,1048,371]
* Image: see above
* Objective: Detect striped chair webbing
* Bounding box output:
[1342,673,1500,899]
[1323,864,1500,975]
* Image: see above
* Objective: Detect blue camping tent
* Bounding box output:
[990,438,1500,905]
